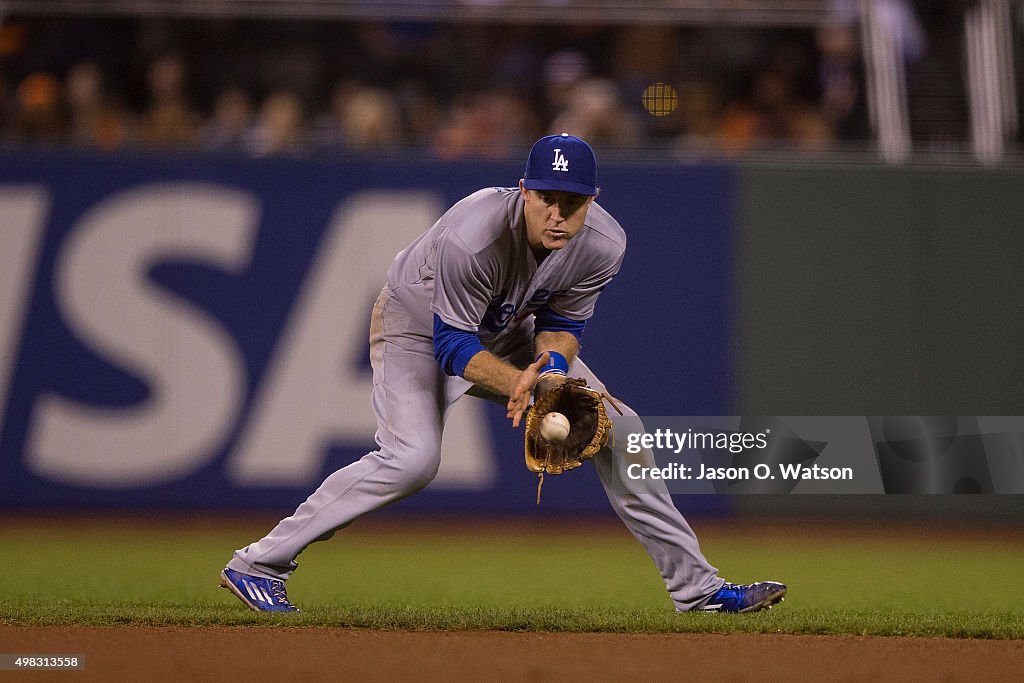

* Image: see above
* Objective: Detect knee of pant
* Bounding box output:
[403,457,441,494]
[385,446,442,495]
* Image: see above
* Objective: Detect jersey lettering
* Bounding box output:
[481,289,561,332]
[481,292,516,333]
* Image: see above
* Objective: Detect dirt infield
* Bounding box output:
[2,626,1022,682]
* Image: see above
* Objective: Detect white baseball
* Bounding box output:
[540,411,571,442]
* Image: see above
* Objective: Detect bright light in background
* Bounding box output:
[642,82,678,117]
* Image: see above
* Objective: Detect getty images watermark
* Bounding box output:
[624,427,851,486]
[608,416,1024,495]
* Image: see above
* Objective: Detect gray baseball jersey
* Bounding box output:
[387,186,622,350]
[227,185,724,611]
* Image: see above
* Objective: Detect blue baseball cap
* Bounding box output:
[522,133,598,196]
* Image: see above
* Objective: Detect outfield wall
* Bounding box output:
[737,164,1024,416]
[1,153,1021,515]
[0,153,731,513]
[736,163,1024,520]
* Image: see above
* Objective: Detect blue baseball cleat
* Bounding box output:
[219,568,300,613]
[697,581,787,613]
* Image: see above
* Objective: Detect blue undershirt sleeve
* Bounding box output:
[534,306,587,341]
[433,314,486,377]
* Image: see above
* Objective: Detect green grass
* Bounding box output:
[1,519,1021,638]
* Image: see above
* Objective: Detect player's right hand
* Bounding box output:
[507,352,549,428]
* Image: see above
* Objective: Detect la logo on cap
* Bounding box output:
[552,149,569,172]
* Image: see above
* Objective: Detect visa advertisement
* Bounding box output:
[0,153,732,512]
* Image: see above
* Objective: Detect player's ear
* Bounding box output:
[519,179,528,196]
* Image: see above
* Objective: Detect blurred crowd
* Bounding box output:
[0,8,967,158]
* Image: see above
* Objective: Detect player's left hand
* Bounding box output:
[507,352,550,427]
[534,372,569,397]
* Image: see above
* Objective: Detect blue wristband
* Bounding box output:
[537,351,569,377]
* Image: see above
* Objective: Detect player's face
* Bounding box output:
[520,183,594,254]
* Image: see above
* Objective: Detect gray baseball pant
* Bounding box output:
[228,287,723,611]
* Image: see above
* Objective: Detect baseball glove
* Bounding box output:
[524,377,619,503]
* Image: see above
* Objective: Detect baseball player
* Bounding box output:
[219,134,786,614]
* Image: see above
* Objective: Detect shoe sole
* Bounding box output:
[737,586,787,613]
[219,570,264,611]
